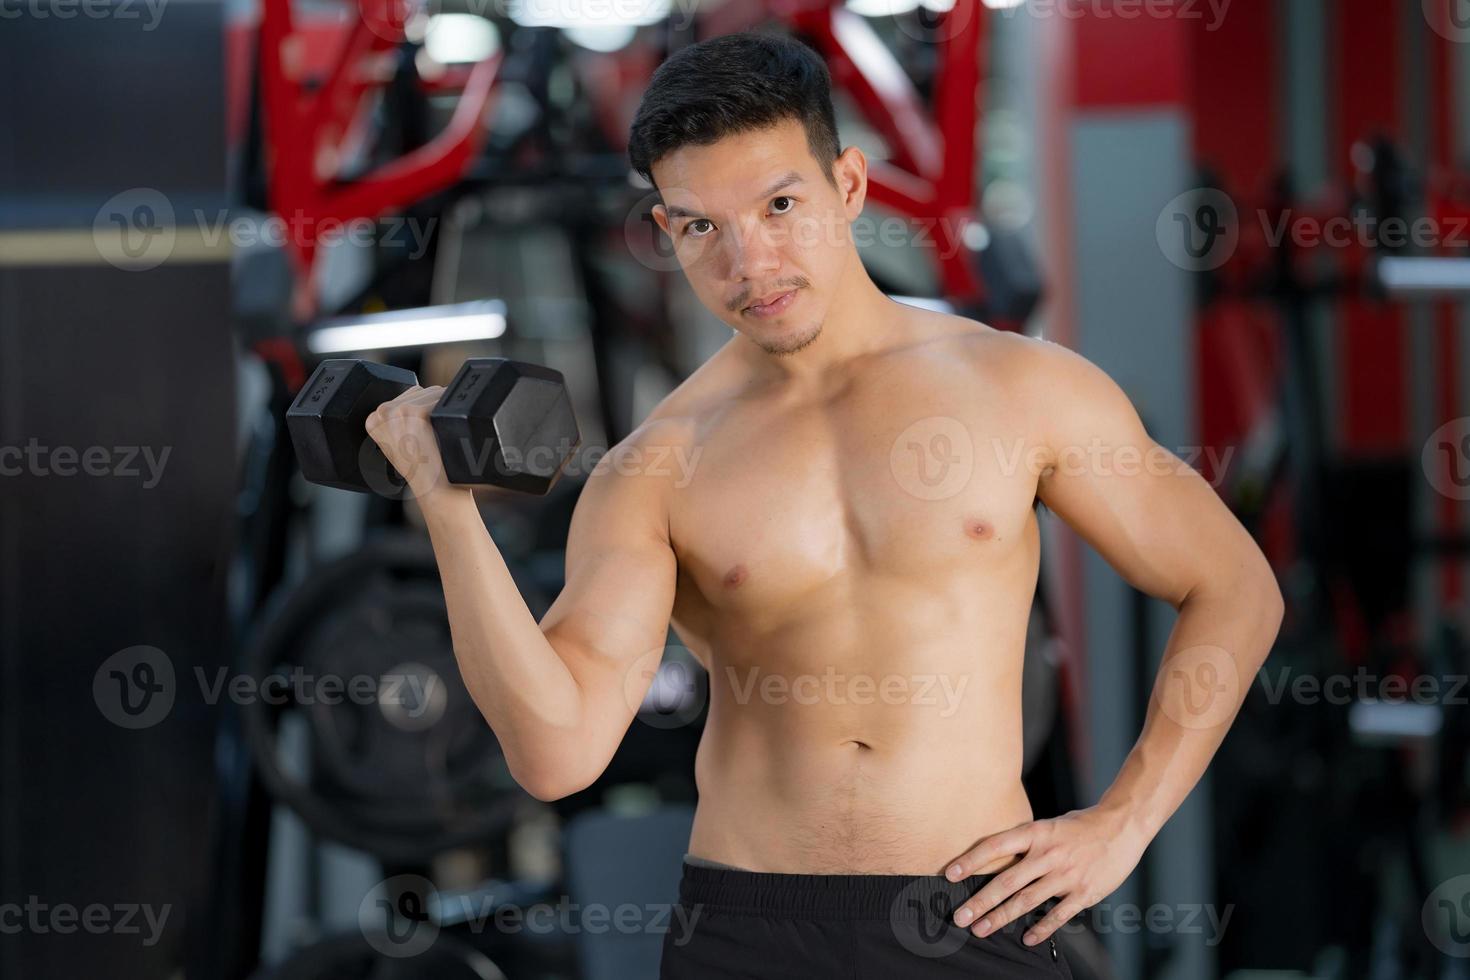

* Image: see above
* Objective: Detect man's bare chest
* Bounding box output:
[667,369,1042,613]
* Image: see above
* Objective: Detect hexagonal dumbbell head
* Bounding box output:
[430,358,580,495]
[286,359,419,493]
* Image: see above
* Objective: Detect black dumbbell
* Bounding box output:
[286,358,581,495]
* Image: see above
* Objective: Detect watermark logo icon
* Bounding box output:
[1423,417,1470,501]
[890,416,974,501]
[1422,874,1470,957]
[360,874,440,958]
[93,188,176,271]
[625,645,707,730]
[1425,0,1470,43]
[1155,644,1238,731]
[1155,188,1239,271]
[93,645,175,729]
[889,879,969,959]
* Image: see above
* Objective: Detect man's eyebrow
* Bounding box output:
[754,171,806,201]
[662,171,807,222]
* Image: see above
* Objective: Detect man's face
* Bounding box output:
[649,117,864,357]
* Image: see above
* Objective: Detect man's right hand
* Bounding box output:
[364,384,470,504]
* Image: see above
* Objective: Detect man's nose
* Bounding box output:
[725,214,782,281]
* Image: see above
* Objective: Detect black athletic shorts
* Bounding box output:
[658,862,1074,979]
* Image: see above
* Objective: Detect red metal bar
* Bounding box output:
[258,0,499,318]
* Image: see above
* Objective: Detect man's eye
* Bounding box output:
[770,196,794,214]
[687,219,714,237]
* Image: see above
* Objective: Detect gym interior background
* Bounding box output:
[2,0,1469,977]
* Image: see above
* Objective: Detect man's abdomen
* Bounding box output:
[686,671,1035,876]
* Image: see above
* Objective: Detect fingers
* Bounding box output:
[945,822,1035,882]
[973,877,1060,938]
[1023,897,1082,945]
[952,853,1055,932]
[365,385,445,431]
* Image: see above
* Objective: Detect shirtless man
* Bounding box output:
[365,31,1283,980]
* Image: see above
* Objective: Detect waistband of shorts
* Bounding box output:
[676,863,1004,921]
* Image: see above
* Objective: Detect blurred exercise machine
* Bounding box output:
[1192,132,1470,980]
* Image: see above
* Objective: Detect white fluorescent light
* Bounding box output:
[847,0,959,15]
[1348,700,1443,742]
[306,300,507,354]
[510,0,669,28]
[847,0,920,15]
[564,25,638,52]
[1374,256,1470,298]
[424,14,501,65]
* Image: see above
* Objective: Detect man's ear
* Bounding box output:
[833,145,868,219]
[651,203,671,236]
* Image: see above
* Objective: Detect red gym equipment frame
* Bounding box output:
[256,0,501,319]
[252,0,998,322]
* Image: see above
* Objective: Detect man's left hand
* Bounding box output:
[944,806,1148,946]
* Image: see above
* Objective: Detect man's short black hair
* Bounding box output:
[627,31,841,190]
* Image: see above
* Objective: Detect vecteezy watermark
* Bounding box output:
[0,897,171,947]
[724,666,971,717]
[1423,417,1470,501]
[991,0,1232,32]
[990,437,1236,487]
[0,440,171,487]
[357,431,705,502]
[890,420,1237,504]
[360,874,440,958]
[1154,644,1240,731]
[91,189,439,271]
[1255,666,1468,707]
[890,416,976,502]
[93,646,176,730]
[889,879,971,960]
[1156,188,1240,272]
[93,647,449,730]
[1158,186,1470,272]
[621,644,708,730]
[192,209,437,260]
[1258,210,1470,252]
[93,188,177,271]
[359,873,703,958]
[0,0,167,30]
[1063,901,1233,945]
[1424,0,1470,44]
[889,887,1233,961]
[1422,874,1470,958]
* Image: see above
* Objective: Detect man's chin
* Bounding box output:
[758,321,823,357]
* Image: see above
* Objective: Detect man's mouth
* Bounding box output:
[743,289,798,318]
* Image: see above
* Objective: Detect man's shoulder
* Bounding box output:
[930,318,1073,385]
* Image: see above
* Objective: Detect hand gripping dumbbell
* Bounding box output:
[286,358,581,495]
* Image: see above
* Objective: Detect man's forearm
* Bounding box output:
[1097,565,1284,843]
[418,489,584,784]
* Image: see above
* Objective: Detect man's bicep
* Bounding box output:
[1031,345,1240,608]
[539,458,678,729]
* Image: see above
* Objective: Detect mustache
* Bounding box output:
[729,277,809,313]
